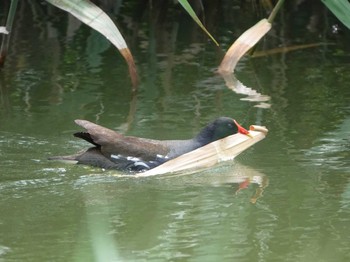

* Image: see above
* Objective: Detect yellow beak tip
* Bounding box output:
[247,133,254,138]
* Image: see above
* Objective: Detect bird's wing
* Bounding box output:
[74,119,169,160]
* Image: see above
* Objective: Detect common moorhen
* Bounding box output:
[49,117,250,172]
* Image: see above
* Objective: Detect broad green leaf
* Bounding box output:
[322,0,350,29]
[177,0,219,46]
[46,0,138,90]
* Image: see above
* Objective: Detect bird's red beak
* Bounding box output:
[233,120,252,138]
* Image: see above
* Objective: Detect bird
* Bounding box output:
[48,117,251,172]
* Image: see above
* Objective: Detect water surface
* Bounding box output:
[1,1,350,261]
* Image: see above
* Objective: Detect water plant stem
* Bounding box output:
[268,0,285,24]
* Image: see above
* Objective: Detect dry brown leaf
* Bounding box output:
[137,126,268,177]
[218,19,271,74]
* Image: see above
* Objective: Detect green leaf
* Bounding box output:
[177,0,219,46]
[322,0,350,29]
[46,0,138,90]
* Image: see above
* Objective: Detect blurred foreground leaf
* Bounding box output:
[46,0,138,90]
[178,0,219,46]
[322,0,350,29]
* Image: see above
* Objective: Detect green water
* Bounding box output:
[1,1,350,261]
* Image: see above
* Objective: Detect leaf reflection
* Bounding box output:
[220,74,271,108]
[140,162,269,204]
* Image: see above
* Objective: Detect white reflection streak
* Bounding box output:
[83,188,122,262]
[221,74,271,108]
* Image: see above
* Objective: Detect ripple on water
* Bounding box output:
[301,121,350,172]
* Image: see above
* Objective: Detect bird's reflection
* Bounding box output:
[152,162,269,203]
